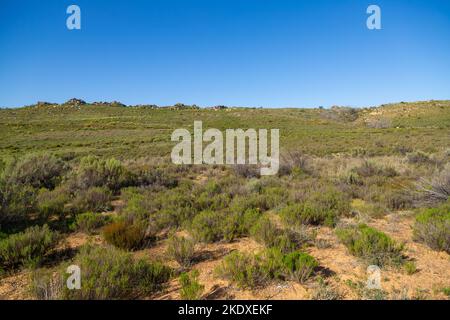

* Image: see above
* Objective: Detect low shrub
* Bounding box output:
[250,216,312,253]
[404,261,417,275]
[69,187,112,214]
[0,182,36,226]
[336,224,405,267]
[4,154,66,189]
[189,210,229,243]
[0,225,60,269]
[282,251,319,283]
[179,270,204,300]
[103,220,148,250]
[217,248,319,288]
[36,187,70,220]
[166,234,196,268]
[73,212,109,234]
[71,156,129,192]
[216,251,266,289]
[280,188,350,227]
[61,245,172,299]
[413,203,450,253]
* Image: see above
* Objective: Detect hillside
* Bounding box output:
[0,100,449,300]
[0,100,449,161]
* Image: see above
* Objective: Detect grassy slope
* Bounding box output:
[0,100,449,160]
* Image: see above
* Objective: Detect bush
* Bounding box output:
[413,203,450,253]
[61,245,171,299]
[250,215,280,247]
[72,156,129,192]
[166,235,196,268]
[217,248,319,288]
[0,182,36,226]
[280,188,350,227]
[179,270,204,300]
[36,187,70,219]
[70,187,112,214]
[73,212,109,234]
[336,224,405,267]
[103,220,148,250]
[250,216,312,253]
[404,261,417,275]
[0,225,60,269]
[189,210,228,243]
[216,251,266,289]
[282,251,318,283]
[5,154,66,189]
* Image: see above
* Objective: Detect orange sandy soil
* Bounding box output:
[1,213,449,300]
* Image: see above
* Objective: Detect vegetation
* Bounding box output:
[0,225,60,269]
[179,270,204,300]
[0,100,449,300]
[413,201,450,253]
[61,245,172,299]
[336,224,405,267]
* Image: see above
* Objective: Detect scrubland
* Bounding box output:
[0,100,449,300]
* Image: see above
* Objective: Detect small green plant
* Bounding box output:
[282,251,318,283]
[73,212,109,234]
[413,203,450,253]
[404,261,417,275]
[336,224,405,267]
[166,234,196,268]
[189,210,226,243]
[36,187,70,220]
[280,188,350,227]
[179,270,204,300]
[70,187,112,214]
[60,245,172,299]
[0,225,60,269]
[216,251,266,289]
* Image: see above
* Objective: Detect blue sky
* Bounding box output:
[1,0,449,108]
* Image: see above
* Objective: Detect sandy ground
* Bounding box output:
[1,212,448,300]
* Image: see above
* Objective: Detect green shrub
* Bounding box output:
[0,182,36,226]
[61,245,171,299]
[216,251,266,289]
[0,225,60,269]
[282,251,318,283]
[36,187,70,219]
[73,212,109,234]
[217,248,319,288]
[250,215,280,247]
[72,156,129,192]
[404,261,417,275]
[413,203,450,253]
[189,210,228,243]
[250,215,311,253]
[5,154,66,189]
[103,220,148,250]
[166,235,196,268]
[179,270,204,300]
[280,188,350,227]
[336,224,405,267]
[70,187,112,214]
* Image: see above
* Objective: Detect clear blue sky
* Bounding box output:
[1,0,449,108]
